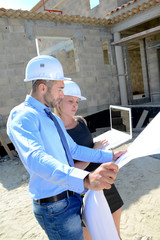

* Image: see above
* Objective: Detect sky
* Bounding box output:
[0,0,99,11]
[0,0,40,10]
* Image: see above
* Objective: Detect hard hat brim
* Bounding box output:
[24,77,72,82]
[65,94,87,101]
[79,96,87,101]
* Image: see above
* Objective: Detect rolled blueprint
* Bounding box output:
[82,190,120,240]
[115,112,160,168]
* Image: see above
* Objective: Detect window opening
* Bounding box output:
[128,43,144,100]
[35,37,77,74]
[89,0,100,9]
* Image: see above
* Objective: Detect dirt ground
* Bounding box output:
[0,134,160,240]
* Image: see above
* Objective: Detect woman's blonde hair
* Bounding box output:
[54,100,62,118]
[54,98,83,121]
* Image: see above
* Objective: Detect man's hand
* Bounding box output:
[83,162,119,191]
[112,149,127,162]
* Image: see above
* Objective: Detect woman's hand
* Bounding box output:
[93,139,108,150]
[112,149,127,162]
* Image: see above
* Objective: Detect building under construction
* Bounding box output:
[0,0,160,152]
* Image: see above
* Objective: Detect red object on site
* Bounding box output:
[42,0,63,14]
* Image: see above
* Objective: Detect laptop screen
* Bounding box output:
[110,105,132,137]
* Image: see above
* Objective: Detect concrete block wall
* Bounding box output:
[71,28,119,115]
[56,49,76,73]
[0,17,37,117]
[0,16,119,144]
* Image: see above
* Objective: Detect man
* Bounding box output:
[7,55,126,240]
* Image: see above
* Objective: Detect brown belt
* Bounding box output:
[34,191,74,204]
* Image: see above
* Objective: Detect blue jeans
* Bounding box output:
[33,193,84,240]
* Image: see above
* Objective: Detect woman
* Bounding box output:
[55,80,123,239]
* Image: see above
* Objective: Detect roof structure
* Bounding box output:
[105,0,160,24]
[0,8,109,26]
[0,0,159,25]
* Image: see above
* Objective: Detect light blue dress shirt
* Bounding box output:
[7,95,113,200]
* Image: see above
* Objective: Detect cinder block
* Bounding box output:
[9,25,25,33]
[0,18,8,25]
[0,25,9,33]
[8,18,24,26]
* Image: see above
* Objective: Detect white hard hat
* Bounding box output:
[24,55,71,82]
[63,81,86,101]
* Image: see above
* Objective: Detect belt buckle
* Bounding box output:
[68,191,74,197]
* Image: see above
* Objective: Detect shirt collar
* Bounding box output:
[25,95,47,113]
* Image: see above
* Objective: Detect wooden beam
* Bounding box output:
[112,26,160,46]
[112,7,160,33]
[53,0,68,9]
[136,110,149,129]
[0,131,14,160]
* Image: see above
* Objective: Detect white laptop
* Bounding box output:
[93,105,132,150]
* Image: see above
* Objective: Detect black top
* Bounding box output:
[67,117,124,213]
[67,117,100,172]
[67,118,93,148]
